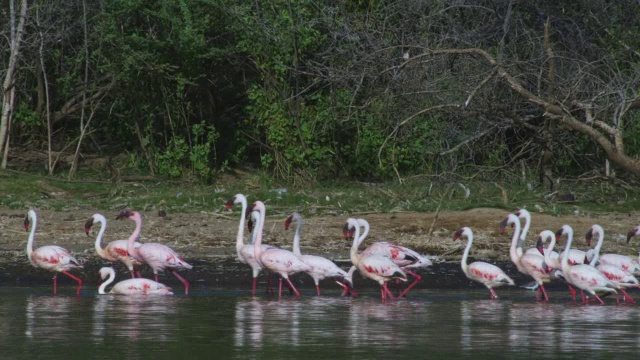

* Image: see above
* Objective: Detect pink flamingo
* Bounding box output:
[454,227,514,299]
[249,201,311,297]
[24,209,83,295]
[117,210,193,294]
[225,194,275,295]
[500,214,550,301]
[285,212,355,296]
[586,224,638,303]
[86,213,143,278]
[516,209,560,259]
[98,267,173,295]
[346,217,407,303]
[557,224,618,304]
[347,218,431,298]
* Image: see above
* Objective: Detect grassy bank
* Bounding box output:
[1,169,637,217]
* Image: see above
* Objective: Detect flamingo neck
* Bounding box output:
[127,213,142,259]
[590,227,604,266]
[93,215,109,259]
[561,227,574,272]
[460,230,472,277]
[26,211,36,262]
[349,220,362,266]
[235,196,248,257]
[518,212,531,248]
[544,234,557,269]
[356,221,370,248]
[253,203,267,262]
[508,216,523,266]
[98,268,115,294]
[250,211,260,244]
[292,217,302,257]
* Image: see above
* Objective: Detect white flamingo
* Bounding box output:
[557,225,618,305]
[118,210,193,294]
[286,212,355,296]
[500,214,550,301]
[226,194,275,295]
[586,224,638,303]
[24,209,83,295]
[98,267,173,295]
[86,213,143,278]
[249,201,311,297]
[454,227,514,299]
[346,218,406,303]
[349,218,431,297]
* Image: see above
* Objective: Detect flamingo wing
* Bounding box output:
[31,246,82,271]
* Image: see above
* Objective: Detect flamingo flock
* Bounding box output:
[20,200,640,305]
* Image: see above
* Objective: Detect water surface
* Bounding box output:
[1,286,638,359]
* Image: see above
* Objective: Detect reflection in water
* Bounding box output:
[12,288,640,359]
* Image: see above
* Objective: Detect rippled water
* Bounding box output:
[2,286,640,359]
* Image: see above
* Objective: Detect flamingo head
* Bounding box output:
[536,235,545,255]
[247,217,254,233]
[453,228,464,240]
[23,215,30,232]
[498,217,509,233]
[343,222,353,240]
[224,195,236,210]
[115,210,133,220]
[554,227,565,242]
[285,212,302,231]
[627,226,640,244]
[585,228,594,246]
[84,217,95,236]
[285,215,292,230]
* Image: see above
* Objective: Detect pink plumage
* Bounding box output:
[87,213,143,278]
[454,227,514,299]
[249,201,311,297]
[25,210,83,295]
[99,267,173,295]
[117,210,193,294]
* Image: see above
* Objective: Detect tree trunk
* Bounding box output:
[0,0,28,169]
[540,18,556,190]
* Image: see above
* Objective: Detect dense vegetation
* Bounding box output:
[1,0,639,187]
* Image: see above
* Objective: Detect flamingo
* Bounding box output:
[516,209,560,259]
[453,227,514,299]
[98,267,173,295]
[592,225,640,274]
[537,229,582,302]
[586,224,638,303]
[557,224,618,305]
[117,210,193,295]
[345,218,407,303]
[225,194,275,295]
[285,212,355,296]
[24,209,83,295]
[499,214,550,301]
[347,218,431,298]
[248,201,311,297]
[85,213,143,278]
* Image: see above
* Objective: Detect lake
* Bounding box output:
[1,285,638,359]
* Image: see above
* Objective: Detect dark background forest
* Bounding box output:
[1,0,639,188]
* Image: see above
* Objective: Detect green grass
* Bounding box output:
[1,169,638,217]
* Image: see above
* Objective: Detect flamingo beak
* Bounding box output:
[585,229,593,246]
[23,216,30,232]
[498,218,508,233]
[536,238,545,255]
[627,229,637,244]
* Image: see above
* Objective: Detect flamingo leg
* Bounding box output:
[621,289,636,304]
[130,270,136,279]
[336,281,358,297]
[567,285,577,302]
[384,283,396,300]
[489,288,498,299]
[154,273,159,283]
[171,270,189,295]
[136,271,142,278]
[316,284,321,296]
[61,270,83,296]
[278,278,283,297]
[539,284,549,302]
[397,271,422,298]
[592,293,605,305]
[285,278,301,297]
[252,277,257,296]
[53,274,57,296]
[381,287,386,302]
